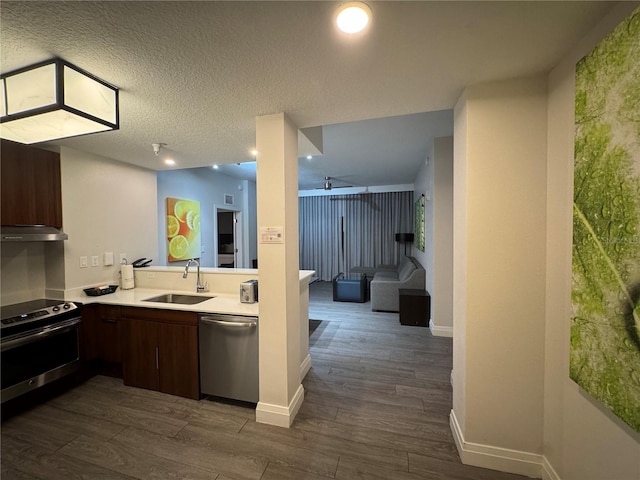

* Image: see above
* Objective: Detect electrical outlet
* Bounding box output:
[80,256,88,268]
[91,255,99,267]
[119,253,127,265]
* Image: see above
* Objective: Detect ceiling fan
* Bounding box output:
[318,176,353,191]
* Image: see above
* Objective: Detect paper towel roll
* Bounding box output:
[121,264,135,290]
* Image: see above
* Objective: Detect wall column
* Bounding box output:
[451,77,548,476]
[255,112,303,427]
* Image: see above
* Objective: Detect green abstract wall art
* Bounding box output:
[571,7,640,432]
[414,195,425,252]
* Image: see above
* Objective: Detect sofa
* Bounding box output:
[369,256,426,312]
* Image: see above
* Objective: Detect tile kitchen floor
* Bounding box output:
[1,281,529,480]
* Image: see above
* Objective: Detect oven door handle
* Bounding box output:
[1,317,81,351]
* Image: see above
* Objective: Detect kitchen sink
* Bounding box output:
[142,293,214,305]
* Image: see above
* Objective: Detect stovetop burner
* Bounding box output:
[1,299,81,337]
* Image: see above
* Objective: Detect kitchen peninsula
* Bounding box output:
[67,266,315,409]
[68,266,313,315]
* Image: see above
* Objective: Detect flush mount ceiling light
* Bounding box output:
[0,59,119,145]
[335,2,371,34]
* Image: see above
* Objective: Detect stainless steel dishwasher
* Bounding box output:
[199,314,258,403]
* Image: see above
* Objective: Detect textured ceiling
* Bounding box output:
[1,1,613,189]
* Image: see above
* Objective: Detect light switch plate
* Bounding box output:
[104,252,114,266]
[91,255,99,267]
[80,256,88,268]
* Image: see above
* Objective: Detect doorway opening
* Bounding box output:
[216,208,242,268]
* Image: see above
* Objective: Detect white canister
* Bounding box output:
[121,264,135,290]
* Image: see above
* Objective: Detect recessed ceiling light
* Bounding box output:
[212,164,219,169]
[336,2,371,34]
[164,158,175,166]
[306,155,313,160]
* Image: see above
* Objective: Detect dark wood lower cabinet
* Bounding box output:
[122,318,158,392]
[157,322,200,399]
[80,304,123,377]
[122,307,200,400]
[98,305,123,377]
[81,304,200,400]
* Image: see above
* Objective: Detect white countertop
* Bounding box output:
[65,269,315,317]
[67,288,259,316]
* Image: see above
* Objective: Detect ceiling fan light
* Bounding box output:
[0,59,119,144]
[336,2,371,34]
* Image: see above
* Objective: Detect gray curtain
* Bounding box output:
[299,191,414,281]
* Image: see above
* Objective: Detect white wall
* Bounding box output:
[452,76,548,473]
[61,147,158,291]
[544,3,640,479]
[413,136,454,337]
[157,168,255,268]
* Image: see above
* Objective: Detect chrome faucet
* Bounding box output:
[183,259,208,293]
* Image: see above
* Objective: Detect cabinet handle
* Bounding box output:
[102,318,117,323]
[155,346,159,370]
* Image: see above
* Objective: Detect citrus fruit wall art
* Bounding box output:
[166,197,201,262]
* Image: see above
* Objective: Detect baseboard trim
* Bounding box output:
[256,384,305,428]
[429,319,453,337]
[541,456,561,480]
[300,354,312,382]
[449,409,543,478]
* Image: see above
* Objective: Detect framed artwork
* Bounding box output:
[166,197,201,262]
[414,195,425,252]
[570,7,639,432]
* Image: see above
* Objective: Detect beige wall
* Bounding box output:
[432,136,454,335]
[256,113,303,427]
[1,243,47,305]
[61,147,158,291]
[453,4,640,478]
[544,3,640,479]
[452,91,468,434]
[413,145,434,309]
[413,136,454,336]
[453,76,548,461]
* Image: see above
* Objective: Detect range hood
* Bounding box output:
[1,225,68,242]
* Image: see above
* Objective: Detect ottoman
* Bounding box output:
[332,273,367,302]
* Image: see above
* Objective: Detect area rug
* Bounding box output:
[309,319,322,335]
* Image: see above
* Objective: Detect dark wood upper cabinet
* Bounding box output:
[1,139,63,228]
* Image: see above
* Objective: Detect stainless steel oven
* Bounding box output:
[1,299,81,403]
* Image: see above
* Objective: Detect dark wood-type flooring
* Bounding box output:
[1,281,529,479]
